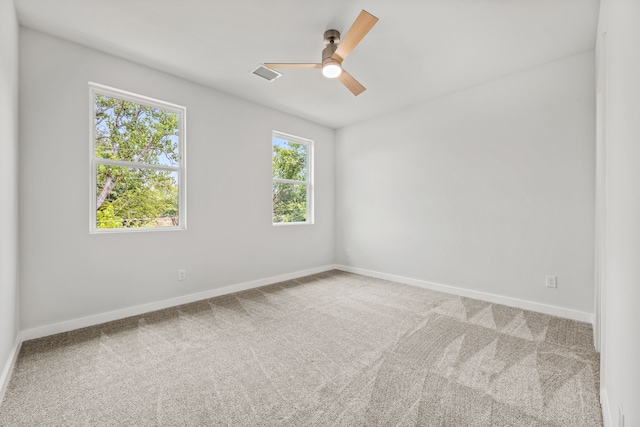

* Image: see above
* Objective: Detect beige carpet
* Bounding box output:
[0,270,602,426]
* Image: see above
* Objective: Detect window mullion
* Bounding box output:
[273,178,308,185]
[96,158,180,172]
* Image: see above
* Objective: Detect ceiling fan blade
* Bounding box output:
[332,10,379,62]
[264,63,322,69]
[338,70,366,96]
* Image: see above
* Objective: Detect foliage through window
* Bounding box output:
[272,132,313,224]
[90,83,186,232]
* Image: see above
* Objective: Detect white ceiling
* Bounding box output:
[15,0,600,129]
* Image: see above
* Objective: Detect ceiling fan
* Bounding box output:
[264,10,379,96]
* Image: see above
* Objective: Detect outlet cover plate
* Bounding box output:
[545,275,557,288]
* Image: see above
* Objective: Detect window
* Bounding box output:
[89,83,186,232]
[272,131,313,225]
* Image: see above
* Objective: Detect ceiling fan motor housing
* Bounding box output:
[323,29,341,45]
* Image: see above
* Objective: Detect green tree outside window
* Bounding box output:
[272,134,312,224]
[92,87,184,230]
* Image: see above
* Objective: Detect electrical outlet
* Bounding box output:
[545,275,557,288]
[178,269,186,281]
[619,404,624,427]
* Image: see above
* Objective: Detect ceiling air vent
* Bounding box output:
[252,64,282,82]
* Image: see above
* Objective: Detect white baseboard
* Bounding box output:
[336,265,594,323]
[601,388,613,427]
[20,264,594,340]
[593,321,600,353]
[0,334,21,404]
[21,264,337,341]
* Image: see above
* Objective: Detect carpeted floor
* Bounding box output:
[0,270,602,426]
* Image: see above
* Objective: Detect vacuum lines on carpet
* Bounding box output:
[0,270,602,426]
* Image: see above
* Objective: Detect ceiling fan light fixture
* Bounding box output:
[322,60,342,78]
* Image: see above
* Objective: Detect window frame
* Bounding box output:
[89,82,187,233]
[272,130,314,226]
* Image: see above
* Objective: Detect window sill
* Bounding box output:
[90,226,186,234]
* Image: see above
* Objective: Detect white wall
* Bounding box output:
[597,1,640,426]
[18,28,335,331]
[0,0,20,393]
[336,52,595,318]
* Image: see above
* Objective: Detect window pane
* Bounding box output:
[96,165,179,229]
[94,94,180,167]
[272,137,307,181]
[273,182,307,223]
